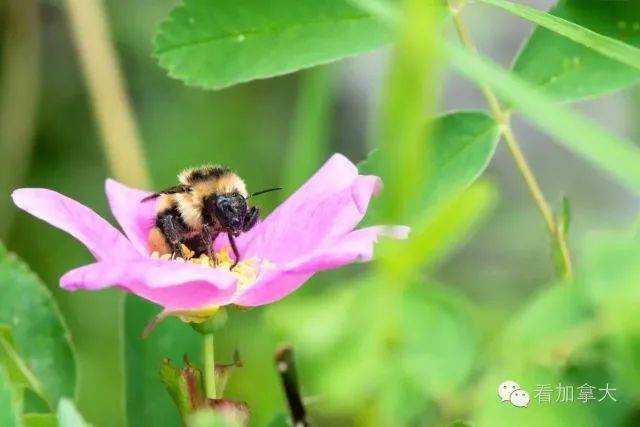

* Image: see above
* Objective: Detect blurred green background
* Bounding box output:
[1,0,640,426]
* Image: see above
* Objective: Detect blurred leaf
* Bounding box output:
[154,0,392,90]
[22,413,57,427]
[374,0,441,223]
[125,297,200,427]
[188,409,241,427]
[400,284,477,399]
[510,0,640,102]
[268,280,478,421]
[580,233,640,304]
[479,0,640,81]
[447,43,640,194]
[0,326,46,403]
[472,366,596,427]
[348,0,399,25]
[263,412,289,427]
[57,398,91,427]
[127,297,281,426]
[284,66,335,189]
[0,243,76,407]
[0,366,20,427]
[267,278,383,414]
[361,111,499,223]
[380,180,497,277]
[265,285,358,353]
[498,284,594,368]
[579,233,640,399]
[214,350,242,399]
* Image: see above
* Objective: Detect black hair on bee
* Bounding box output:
[143,166,281,270]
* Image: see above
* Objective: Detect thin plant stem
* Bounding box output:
[501,124,556,235]
[556,217,573,280]
[63,1,152,425]
[64,0,150,188]
[203,333,217,400]
[448,0,573,280]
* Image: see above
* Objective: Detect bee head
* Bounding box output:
[210,192,248,235]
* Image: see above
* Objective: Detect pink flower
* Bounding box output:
[12,154,408,317]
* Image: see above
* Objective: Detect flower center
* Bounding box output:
[150,245,274,293]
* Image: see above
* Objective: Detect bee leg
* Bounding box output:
[158,213,185,259]
[242,206,260,232]
[200,224,219,266]
[228,232,240,271]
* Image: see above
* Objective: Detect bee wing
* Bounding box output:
[141,184,190,202]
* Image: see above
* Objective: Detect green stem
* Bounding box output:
[203,333,216,400]
[64,0,150,188]
[449,0,573,281]
[284,67,334,189]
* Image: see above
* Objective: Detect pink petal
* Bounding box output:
[234,225,409,307]
[240,154,382,263]
[285,225,410,273]
[105,179,156,255]
[12,188,138,261]
[232,268,313,308]
[61,259,237,311]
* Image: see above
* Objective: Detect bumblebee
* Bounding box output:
[143,165,280,269]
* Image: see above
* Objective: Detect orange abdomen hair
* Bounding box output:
[148,226,172,255]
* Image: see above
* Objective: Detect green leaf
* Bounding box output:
[481,0,640,72]
[154,0,393,90]
[0,327,47,404]
[498,284,594,368]
[269,280,478,420]
[361,111,499,219]
[159,358,204,422]
[447,43,640,194]
[126,296,283,426]
[580,233,640,304]
[400,285,477,399]
[214,351,242,399]
[0,366,20,427]
[125,297,200,427]
[57,398,91,427]
[473,366,595,427]
[394,180,498,273]
[373,0,440,223]
[579,233,640,401]
[0,244,76,407]
[509,0,640,102]
[263,413,289,427]
[22,413,57,427]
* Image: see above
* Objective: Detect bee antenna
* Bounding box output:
[247,187,283,199]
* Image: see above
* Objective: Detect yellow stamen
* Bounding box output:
[152,245,275,293]
[148,245,275,324]
[180,243,194,260]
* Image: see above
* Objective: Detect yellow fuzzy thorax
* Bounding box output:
[150,245,275,322]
